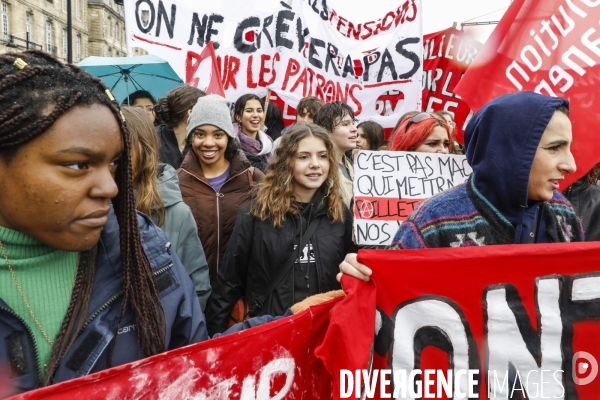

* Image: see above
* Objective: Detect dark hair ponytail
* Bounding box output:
[154,85,206,128]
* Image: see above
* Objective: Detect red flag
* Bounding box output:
[422,28,482,144]
[315,274,376,400]
[454,0,600,188]
[185,41,225,96]
[12,300,340,399]
[11,279,376,399]
[349,242,600,399]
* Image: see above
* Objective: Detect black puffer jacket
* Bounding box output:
[156,124,188,170]
[206,192,356,335]
[243,151,269,174]
[564,179,600,241]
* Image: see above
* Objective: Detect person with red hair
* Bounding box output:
[389,112,453,154]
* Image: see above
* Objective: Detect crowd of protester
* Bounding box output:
[0,50,598,393]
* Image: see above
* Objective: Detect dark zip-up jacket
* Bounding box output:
[178,150,264,285]
[564,178,600,241]
[1,209,208,392]
[156,124,188,170]
[206,195,356,336]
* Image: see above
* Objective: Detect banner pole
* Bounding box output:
[262,89,271,132]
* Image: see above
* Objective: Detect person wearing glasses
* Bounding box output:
[121,90,156,124]
[390,111,453,154]
[339,92,582,281]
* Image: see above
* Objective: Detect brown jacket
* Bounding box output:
[178,150,264,285]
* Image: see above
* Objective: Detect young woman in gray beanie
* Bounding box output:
[178,94,265,286]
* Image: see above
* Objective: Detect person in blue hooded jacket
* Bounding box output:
[338,92,583,280]
[0,51,208,392]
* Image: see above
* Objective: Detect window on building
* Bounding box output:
[62,0,67,12]
[108,47,112,57]
[26,13,31,35]
[75,0,80,19]
[46,21,52,53]
[76,35,81,62]
[116,22,119,41]
[1,2,9,42]
[62,28,67,60]
[107,17,111,37]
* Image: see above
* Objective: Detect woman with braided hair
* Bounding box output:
[0,51,207,392]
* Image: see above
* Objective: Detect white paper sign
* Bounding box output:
[353,150,473,246]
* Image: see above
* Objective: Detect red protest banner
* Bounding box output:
[11,277,374,400]
[186,41,226,97]
[345,243,600,399]
[269,90,297,128]
[422,28,482,144]
[454,0,600,188]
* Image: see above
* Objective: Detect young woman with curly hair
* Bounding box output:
[206,123,356,335]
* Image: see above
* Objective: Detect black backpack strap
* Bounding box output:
[251,218,319,313]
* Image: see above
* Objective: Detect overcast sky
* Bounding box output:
[333,0,511,43]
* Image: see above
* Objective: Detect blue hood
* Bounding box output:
[464,91,569,225]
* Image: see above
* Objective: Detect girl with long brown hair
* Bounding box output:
[206,123,356,335]
[0,51,207,392]
[123,106,211,311]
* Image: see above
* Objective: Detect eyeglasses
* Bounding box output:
[405,112,443,130]
[135,105,154,112]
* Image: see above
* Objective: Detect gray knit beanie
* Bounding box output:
[186,94,234,138]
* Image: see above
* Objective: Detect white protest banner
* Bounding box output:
[304,0,418,41]
[124,0,422,128]
[353,150,472,246]
[272,0,422,128]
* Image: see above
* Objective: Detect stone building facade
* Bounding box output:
[0,0,130,62]
[87,0,126,58]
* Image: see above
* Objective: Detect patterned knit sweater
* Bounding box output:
[391,177,584,249]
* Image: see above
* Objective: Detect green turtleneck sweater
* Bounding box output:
[0,226,77,380]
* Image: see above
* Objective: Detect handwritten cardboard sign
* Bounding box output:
[353,150,472,246]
